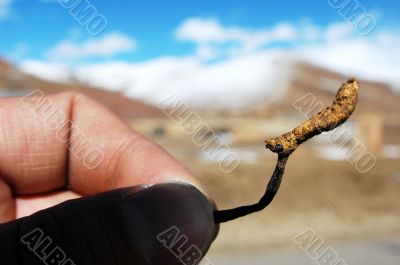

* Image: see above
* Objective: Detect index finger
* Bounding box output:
[0,91,201,196]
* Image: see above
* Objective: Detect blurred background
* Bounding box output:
[1,0,399,264]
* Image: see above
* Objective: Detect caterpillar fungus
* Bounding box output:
[214,78,360,223]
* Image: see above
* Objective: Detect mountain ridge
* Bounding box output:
[0,58,164,119]
[2,58,399,119]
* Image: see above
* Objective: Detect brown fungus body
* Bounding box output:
[265,78,360,155]
[214,78,360,223]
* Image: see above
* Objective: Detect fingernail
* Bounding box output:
[120,182,218,265]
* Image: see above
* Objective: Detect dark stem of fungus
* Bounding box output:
[213,154,289,223]
[213,79,359,224]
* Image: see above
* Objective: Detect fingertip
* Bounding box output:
[121,183,217,265]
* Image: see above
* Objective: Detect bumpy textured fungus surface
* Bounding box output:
[265,78,360,155]
[214,78,360,224]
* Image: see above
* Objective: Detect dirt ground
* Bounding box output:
[207,237,400,265]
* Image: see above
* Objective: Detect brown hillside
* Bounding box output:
[0,59,164,120]
[248,62,400,118]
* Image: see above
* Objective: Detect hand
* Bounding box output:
[0,92,218,265]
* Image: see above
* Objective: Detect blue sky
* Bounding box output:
[1,0,399,62]
[0,0,399,106]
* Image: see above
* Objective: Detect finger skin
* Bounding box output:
[0,92,203,221]
[0,92,200,195]
[0,183,217,265]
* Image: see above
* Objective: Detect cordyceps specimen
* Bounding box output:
[213,78,360,223]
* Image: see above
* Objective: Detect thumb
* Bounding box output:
[0,183,218,265]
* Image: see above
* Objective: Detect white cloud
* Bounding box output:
[302,24,320,41]
[17,20,400,108]
[0,0,12,19]
[196,43,217,61]
[73,51,293,108]
[48,32,137,60]
[324,22,354,41]
[176,18,400,89]
[298,32,400,89]
[18,53,293,108]
[176,18,296,44]
[19,60,71,83]
[176,18,228,43]
[175,18,296,60]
